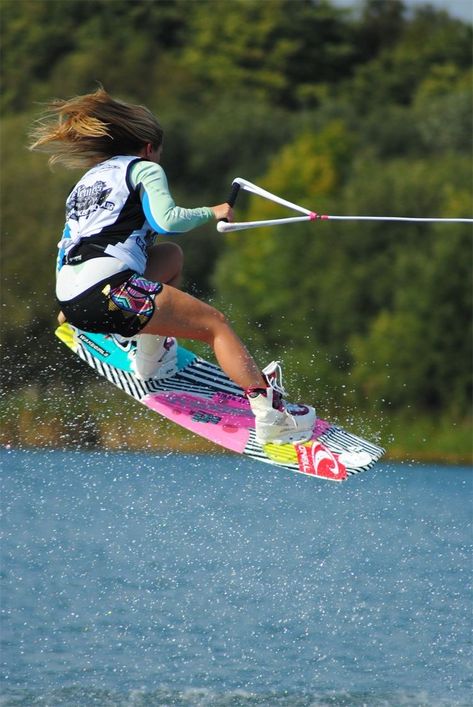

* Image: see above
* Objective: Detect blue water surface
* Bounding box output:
[0,449,471,706]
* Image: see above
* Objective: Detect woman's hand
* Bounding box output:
[211,203,234,222]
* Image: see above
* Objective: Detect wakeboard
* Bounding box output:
[55,323,385,482]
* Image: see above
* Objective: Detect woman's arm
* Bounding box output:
[129,160,214,234]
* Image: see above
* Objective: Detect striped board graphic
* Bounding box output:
[55,323,385,482]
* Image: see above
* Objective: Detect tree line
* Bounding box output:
[1,0,472,423]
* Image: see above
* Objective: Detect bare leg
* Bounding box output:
[141,284,265,390]
[144,242,183,288]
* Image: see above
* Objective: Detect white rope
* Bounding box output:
[218,177,473,232]
[217,215,312,233]
[323,215,473,223]
[233,177,313,216]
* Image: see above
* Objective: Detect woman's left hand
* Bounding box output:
[212,203,234,222]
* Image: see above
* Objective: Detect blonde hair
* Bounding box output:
[29,87,164,169]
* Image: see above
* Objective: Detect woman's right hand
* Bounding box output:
[212,203,234,222]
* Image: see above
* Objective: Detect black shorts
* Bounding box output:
[58,270,163,337]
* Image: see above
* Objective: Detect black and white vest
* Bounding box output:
[58,156,153,273]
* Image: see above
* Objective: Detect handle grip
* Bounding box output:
[226,181,241,208]
[219,181,241,225]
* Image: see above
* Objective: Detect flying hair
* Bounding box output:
[28,87,164,169]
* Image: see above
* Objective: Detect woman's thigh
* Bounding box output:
[142,284,227,342]
[141,284,265,390]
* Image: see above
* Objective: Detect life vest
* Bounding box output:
[57,156,153,273]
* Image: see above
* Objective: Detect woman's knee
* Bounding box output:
[145,242,184,284]
[207,305,230,331]
[187,302,229,343]
[163,241,183,261]
[149,242,183,266]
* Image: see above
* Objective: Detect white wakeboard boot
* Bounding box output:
[246,361,316,445]
[130,334,177,380]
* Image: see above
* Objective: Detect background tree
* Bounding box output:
[1,0,471,444]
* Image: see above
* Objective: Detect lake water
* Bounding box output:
[0,449,471,706]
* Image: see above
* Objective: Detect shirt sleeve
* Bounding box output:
[129,160,214,235]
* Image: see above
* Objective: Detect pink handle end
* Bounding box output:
[309,212,317,221]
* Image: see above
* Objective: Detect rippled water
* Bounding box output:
[1,449,471,706]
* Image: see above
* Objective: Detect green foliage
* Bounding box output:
[1,0,472,432]
[213,120,355,355]
[176,0,356,109]
[346,3,472,109]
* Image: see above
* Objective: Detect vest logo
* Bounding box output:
[67,181,114,220]
[295,442,347,481]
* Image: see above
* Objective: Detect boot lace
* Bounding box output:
[261,360,289,410]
